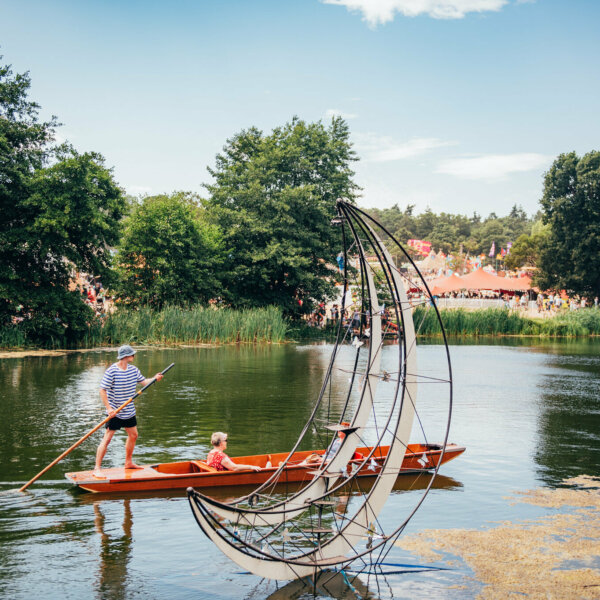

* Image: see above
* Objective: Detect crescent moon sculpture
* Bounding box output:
[188,199,453,581]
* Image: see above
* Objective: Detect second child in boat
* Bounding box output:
[301,422,361,466]
[207,432,261,472]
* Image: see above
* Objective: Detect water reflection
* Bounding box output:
[264,570,374,599]
[73,473,462,505]
[2,342,600,599]
[94,500,132,600]
[535,353,600,486]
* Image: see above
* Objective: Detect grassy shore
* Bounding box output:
[0,305,288,349]
[3,306,600,350]
[414,306,600,337]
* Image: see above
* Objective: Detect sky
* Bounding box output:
[1,0,599,217]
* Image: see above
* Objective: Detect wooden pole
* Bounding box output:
[18,362,175,492]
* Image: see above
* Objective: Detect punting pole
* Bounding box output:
[18,362,175,492]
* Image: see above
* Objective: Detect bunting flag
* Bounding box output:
[489,242,496,258]
[501,248,506,257]
[506,242,512,255]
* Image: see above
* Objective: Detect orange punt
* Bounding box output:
[65,442,465,494]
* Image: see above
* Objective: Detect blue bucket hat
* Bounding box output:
[117,344,136,360]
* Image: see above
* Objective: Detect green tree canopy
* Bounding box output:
[205,116,359,315]
[504,221,550,270]
[365,202,533,259]
[0,61,124,344]
[537,150,600,296]
[115,192,224,307]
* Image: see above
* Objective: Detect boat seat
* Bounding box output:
[191,460,217,473]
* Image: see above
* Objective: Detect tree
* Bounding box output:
[429,222,457,254]
[537,151,600,296]
[504,221,550,270]
[473,220,508,257]
[205,116,359,315]
[0,61,124,344]
[115,193,224,307]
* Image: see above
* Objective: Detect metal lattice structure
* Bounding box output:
[187,199,453,581]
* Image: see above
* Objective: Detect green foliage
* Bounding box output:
[504,222,550,270]
[101,305,287,344]
[412,307,600,337]
[0,61,124,345]
[366,203,533,259]
[537,151,600,297]
[115,193,224,307]
[205,116,359,316]
[0,324,26,348]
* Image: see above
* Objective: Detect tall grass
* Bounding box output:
[413,307,600,338]
[4,306,600,349]
[0,306,288,349]
[100,305,288,345]
[0,325,27,348]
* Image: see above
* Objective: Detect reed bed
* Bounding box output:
[3,306,600,349]
[413,307,600,337]
[100,305,288,345]
[0,306,288,349]
[0,325,27,348]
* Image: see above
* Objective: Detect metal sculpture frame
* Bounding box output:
[188,199,453,582]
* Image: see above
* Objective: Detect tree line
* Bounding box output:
[1,59,599,346]
[366,203,535,259]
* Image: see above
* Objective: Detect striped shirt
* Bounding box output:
[100,363,145,419]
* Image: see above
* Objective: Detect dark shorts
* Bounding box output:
[106,415,137,430]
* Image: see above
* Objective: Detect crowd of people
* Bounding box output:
[304,289,600,332]
[535,293,598,313]
[76,273,114,317]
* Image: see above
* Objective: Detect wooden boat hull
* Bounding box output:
[65,443,465,494]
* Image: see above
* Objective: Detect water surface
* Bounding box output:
[1,341,598,599]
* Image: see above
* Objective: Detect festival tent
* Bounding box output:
[459,268,531,291]
[495,274,532,291]
[415,251,445,271]
[459,268,507,290]
[428,273,465,296]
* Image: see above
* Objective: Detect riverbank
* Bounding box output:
[414,306,600,337]
[0,305,288,350]
[396,475,600,599]
[3,306,600,352]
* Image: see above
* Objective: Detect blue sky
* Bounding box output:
[2,0,598,217]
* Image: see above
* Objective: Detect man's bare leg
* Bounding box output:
[94,429,115,477]
[124,426,143,469]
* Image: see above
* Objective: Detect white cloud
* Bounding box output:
[325,108,358,120]
[436,153,551,180]
[354,132,455,162]
[126,185,153,196]
[51,131,66,145]
[322,0,508,26]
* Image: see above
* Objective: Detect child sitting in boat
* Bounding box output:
[301,422,363,466]
[206,432,261,472]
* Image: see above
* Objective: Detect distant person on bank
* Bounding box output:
[94,345,163,477]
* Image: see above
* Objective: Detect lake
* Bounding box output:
[1,340,599,599]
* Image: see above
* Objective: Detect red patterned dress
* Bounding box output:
[206,448,228,471]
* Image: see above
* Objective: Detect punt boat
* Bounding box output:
[65,442,465,494]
